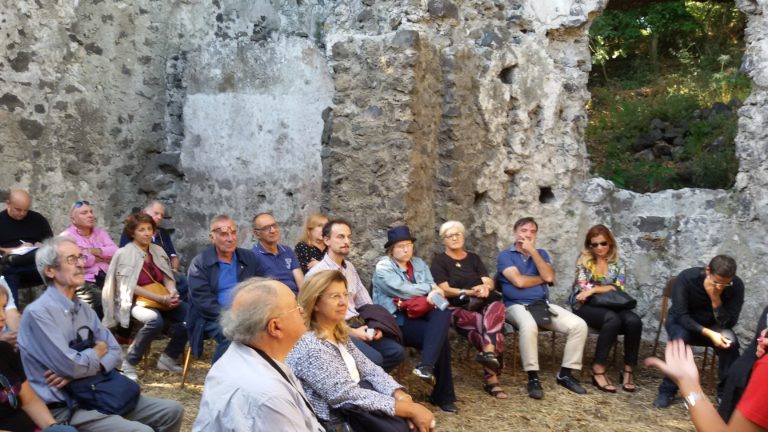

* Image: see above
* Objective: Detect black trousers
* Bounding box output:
[573,304,643,366]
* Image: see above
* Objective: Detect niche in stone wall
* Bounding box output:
[585,0,748,193]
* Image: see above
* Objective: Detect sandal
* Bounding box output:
[475,351,500,369]
[620,368,636,392]
[591,369,617,393]
[483,382,509,399]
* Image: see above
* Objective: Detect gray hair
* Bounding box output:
[220,277,279,343]
[36,236,77,284]
[439,220,465,238]
[143,200,165,212]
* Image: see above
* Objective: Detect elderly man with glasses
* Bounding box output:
[251,213,304,295]
[187,215,266,363]
[654,254,745,409]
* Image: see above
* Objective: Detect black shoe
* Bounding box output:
[430,399,459,413]
[412,365,436,385]
[556,374,587,395]
[653,392,675,408]
[527,377,544,399]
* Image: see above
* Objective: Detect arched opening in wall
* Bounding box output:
[585,0,749,193]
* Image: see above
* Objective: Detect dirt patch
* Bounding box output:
[140,335,706,431]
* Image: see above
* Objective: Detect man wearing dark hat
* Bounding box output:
[305,219,405,371]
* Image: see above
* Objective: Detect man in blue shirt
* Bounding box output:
[498,217,588,399]
[251,213,304,295]
[187,215,266,363]
[18,236,183,431]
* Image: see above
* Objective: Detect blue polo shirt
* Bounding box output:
[497,248,552,306]
[252,243,300,294]
[217,251,239,307]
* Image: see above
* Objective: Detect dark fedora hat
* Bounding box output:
[384,225,416,249]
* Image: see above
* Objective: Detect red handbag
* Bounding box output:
[393,296,434,319]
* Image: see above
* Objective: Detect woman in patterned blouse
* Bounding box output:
[570,224,642,393]
[295,214,328,273]
[286,270,435,432]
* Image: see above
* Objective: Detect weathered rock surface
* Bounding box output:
[1,0,768,343]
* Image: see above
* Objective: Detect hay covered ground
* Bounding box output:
[140,335,704,432]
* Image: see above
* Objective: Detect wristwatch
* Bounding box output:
[683,391,706,410]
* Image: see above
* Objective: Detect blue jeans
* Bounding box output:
[658,315,740,399]
[203,320,230,364]
[126,303,189,365]
[351,336,405,372]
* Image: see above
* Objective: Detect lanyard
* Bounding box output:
[251,347,319,420]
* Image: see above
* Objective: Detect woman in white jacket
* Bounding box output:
[102,212,187,380]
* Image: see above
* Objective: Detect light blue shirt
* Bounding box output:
[372,256,434,315]
[17,286,122,404]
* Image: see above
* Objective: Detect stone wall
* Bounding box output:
[2,0,768,343]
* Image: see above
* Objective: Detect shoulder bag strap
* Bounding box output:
[251,347,319,420]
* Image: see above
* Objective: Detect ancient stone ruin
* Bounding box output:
[1,0,767,341]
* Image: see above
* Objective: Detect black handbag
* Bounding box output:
[466,289,503,312]
[587,290,637,310]
[525,300,557,327]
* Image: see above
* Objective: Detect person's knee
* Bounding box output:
[568,317,588,337]
[624,313,643,332]
[602,311,620,330]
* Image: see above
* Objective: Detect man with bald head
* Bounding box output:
[0,189,53,303]
[193,278,322,431]
[187,215,266,363]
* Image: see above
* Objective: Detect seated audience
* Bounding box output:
[646,338,768,431]
[307,220,405,372]
[0,287,77,432]
[372,225,457,413]
[570,224,642,393]
[0,277,21,347]
[17,236,183,431]
[295,214,328,274]
[187,215,265,363]
[430,220,507,399]
[251,212,303,295]
[61,200,117,317]
[119,201,188,300]
[498,217,588,399]
[102,213,188,380]
[654,255,744,408]
[0,189,53,304]
[287,270,435,432]
[192,278,323,432]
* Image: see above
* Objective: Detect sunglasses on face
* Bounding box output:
[73,200,91,207]
[590,241,609,248]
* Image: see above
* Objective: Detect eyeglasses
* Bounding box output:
[323,292,349,303]
[707,275,733,289]
[0,375,18,410]
[590,241,609,248]
[254,223,280,232]
[443,232,463,240]
[73,200,91,207]
[394,242,414,250]
[211,226,237,236]
[64,254,87,265]
[266,305,303,328]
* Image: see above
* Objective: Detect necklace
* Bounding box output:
[455,260,461,268]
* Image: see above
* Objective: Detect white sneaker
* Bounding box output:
[121,360,138,381]
[157,353,183,373]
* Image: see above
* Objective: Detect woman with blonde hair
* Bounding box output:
[570,224,642,392]
[295,214,329,273]
[286,270,434,432]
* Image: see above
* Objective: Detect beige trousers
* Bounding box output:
[505,303,588,372]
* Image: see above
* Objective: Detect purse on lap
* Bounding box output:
[587,290,637,310]
[135,267,170,310]
[393,296,434,319]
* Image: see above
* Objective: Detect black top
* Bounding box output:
[430,252,489,306]
[668,267,745,334]
[0,210,53,248]
[294,242,325,274]
[0,341,36,431]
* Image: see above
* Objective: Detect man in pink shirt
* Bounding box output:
[60,200,117,317]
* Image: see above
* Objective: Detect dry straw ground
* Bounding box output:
[139,334,705,432]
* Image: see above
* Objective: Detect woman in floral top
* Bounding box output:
[570,224,642,393]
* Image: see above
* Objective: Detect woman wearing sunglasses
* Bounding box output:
[0,288,77,431]
[570,224,642,393]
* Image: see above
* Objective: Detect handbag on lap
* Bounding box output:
[135,266,170,310]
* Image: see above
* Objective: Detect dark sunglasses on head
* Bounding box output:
[74,200,91,207]
[0,374,18,409]
[590,241,609,248]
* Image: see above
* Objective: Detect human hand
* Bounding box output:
[307,259,320,270]
[44,370,72,389]
[516,236,536,255]
[349,326,373,341]
[430,285,446,298]
[0,331,17,348]
[575,289,592,303]
[373,329,383,341]
[93,340,109,358]
[408,402,436,432]
[708,331,732,349]
[644,339,701,391]
[90,248,102,257]
[471,284,489,298]
[757,329,767,358]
